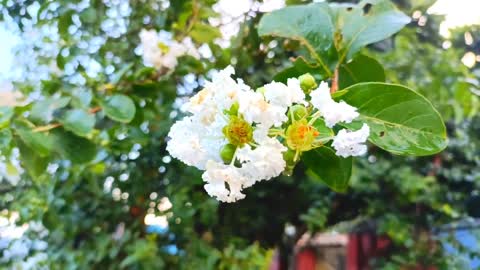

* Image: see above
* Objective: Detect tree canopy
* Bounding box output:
[0,0,479,269]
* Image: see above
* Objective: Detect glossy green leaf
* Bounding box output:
[258,3,334,55]
[30,97,70,123]
[331,0,411,61]
[101,94,136,123]
[60,109,95,137]
[338,55,385,89]
[338,83,447,156]
[0,107,14,129]
[258,2,334,73]
[259,0,410,68]
[303,146,352,192]
[16,128,54,157]
[52,129,97,164]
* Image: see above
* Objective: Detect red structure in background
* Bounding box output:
[345,233,391,270]
[269,232,438,270]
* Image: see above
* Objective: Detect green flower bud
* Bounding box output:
[299,73,317,94]
[282,149,298,176]
[288,104,308,121]
[220,144,237,164]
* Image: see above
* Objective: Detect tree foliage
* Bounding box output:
[0,0,478,269]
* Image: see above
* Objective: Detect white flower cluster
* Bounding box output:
[167,67,370,202]
[139,29,199,71]
[0,217,49,269]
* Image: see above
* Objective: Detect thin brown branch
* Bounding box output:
[330,68,339,94]
[32,123,62,132]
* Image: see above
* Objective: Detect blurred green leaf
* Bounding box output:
[0,129,12,149]
[101,94,136,123]
[30,97,70,123]
[16,138,49,178]
[0,107,14,129]
[190,23,221,43]
[16,128,54,157]
[60,109,95,137]
[52,129,97,164]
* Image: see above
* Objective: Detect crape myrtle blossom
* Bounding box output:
[166,68,370,202]
[332,124,370,158]
[139,29,199,71]
[310,81,359,128]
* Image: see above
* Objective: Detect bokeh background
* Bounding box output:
[0,0,479,269]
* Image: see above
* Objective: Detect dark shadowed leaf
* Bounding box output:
[303,146,352,192]
[52,129,97,164]
[338,55,385,89]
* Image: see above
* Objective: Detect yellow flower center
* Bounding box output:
[222,116,253,147]
[286,119,319,152]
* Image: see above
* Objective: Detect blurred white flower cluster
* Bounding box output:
[139,29,199,71]
[167,67,370,202]
[0,214,49,269]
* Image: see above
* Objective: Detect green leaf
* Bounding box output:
[16,138,49,179]
[0,107,14,129]
[190,23,221,43]
[16,128,54,157]
[259,1,410,68]
[111,63,134,84]
[0,129,12,149]
[58,10,74,40]
[52,129,97,164]
[30,97,70,123]
[331,0,411,60]
[274,57,325,83]
[101,95,136,123]
[303,146,352,192]
[338,55,385,89]
[453,81,479,120]
[258,2,334,73]
[339,83,447,156]
[312,118,334,144]
[60,109,95,137]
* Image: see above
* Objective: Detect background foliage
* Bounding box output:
[0,0,479,269]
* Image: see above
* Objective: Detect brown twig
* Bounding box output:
[330,68,339,94]
[89,106,102,114]
[32,123,62,132]
[33,106,102,133]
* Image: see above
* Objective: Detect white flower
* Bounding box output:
[202,161,246,203]
[238,91,287,127]
[139,29,199,70]
[310,82,359,128]
[236,138,287,186]
[263,78,306,109]
[166,116,224,170]
[332,124,370,158]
